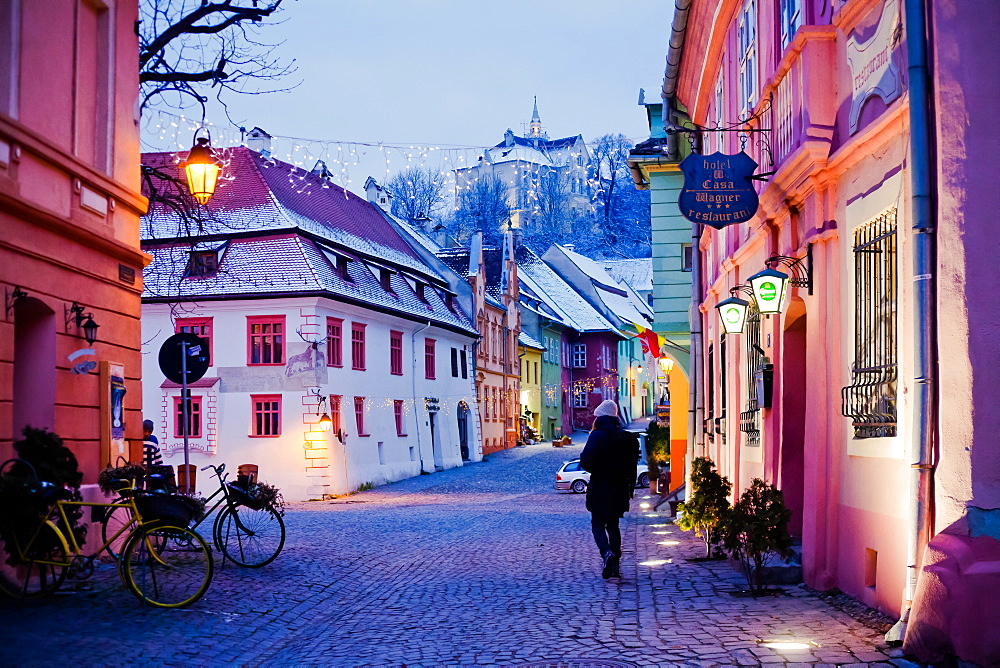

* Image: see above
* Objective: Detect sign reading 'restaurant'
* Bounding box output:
[678,151,759,229]
[846,0,901,135]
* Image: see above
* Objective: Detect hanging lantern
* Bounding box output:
[180,130,222,205]
[318,413,333,431]
[748,267,790,315]
[715,295,751,334]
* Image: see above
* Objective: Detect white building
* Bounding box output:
[141,147,481,501]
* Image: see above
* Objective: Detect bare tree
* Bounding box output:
[139,0,296,115]
[452,174,511,245]
[586,133,652,258]
[388,167,447,222]
[526,168,571,248]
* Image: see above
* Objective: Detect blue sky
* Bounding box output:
[144,0,674,191]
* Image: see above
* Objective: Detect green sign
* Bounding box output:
[758,281,777,301]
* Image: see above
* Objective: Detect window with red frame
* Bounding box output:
[390,331,403,375]
[329,395,343,434]
[251,394,281,436]
[326,318,343,367]
[248,316,285,365]
[173,395,202,438]
[492,387,498,421]
[424,338,436,379]
[175,318,213,365]
[394,400,406,436]
[351,323,366,370]
[354,396,368,436]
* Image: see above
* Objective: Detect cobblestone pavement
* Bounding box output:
[0,439,909,667]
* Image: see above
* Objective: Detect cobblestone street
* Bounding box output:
[0,441,905,667]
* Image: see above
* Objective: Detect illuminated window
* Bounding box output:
[175,317,213,365]
[251,395,281,437]
[351,323,367,370]
[173,395,202,438]
[327,318,343,367]
[390,330,404,375]
[247,316,285,365]
[329,394,342,433]
[573,384,587,408]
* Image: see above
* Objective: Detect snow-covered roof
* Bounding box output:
[603,258,654,293]
[484,145,552,167]
[518,331,546,350]
[515,247,619,334]
[545,245,654,330]
[142,148,429,275]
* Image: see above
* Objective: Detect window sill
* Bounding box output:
[328,363,344,368]
[391,372,403,376]
[248,363,285,367]
[352,366,367,371]
[248,434,281,438]
[357,433,371,438]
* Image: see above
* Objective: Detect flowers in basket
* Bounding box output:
[227,475,285,515]
[97,462,147,495]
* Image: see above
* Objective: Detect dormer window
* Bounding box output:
[380,268,394,293]
[186,250,219,277]
[336,256,352,282]
[445,294,457,312]
[415,282,428,303]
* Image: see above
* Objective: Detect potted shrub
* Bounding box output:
[722,478,793,594]
[677,457,732,559]
[645,422,671,493]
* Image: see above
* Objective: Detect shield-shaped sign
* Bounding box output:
[678,151,760,229]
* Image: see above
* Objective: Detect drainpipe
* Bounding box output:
[887,0,937,644]
[411,321,432,473]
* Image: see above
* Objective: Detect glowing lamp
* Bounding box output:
[715,295,751,334]
[318,413,333,431]
[659,357,674,374]
[748,267,790,315]
[180,133,221,205]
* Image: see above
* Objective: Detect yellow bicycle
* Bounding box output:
[0,461,213,608]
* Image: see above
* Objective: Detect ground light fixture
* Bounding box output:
[758,640,817,650]
[180,128,222,205]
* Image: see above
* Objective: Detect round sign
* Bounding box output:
[158,333,210,385]
[758,281,778,301]
[724,307,742,324]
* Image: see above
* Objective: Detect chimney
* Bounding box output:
[246,127,272,156]
[564,244,575,253]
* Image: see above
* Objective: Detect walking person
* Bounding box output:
[580,400,640,579]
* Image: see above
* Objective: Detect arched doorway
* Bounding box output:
[457,401,470,461]
[780,310,807,537]
[12,298,58,438]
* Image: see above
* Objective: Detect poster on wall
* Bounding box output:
[110,364,127,461]
[678,151,760,228]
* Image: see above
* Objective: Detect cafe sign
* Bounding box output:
[678,151,760,228]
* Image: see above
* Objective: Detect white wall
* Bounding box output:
[141,297,480,501]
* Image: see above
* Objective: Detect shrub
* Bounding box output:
[677,457,732,558]
[723,478,793,593]
[645,421,671,470]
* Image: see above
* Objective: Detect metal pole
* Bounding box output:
[181,339,190,485]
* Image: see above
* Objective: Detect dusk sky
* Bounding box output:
[143,0,675,193]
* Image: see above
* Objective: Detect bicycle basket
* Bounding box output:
[226,482,266,510]
[135,494,196,527]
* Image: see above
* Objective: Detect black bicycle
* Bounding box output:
[102,463,284,568]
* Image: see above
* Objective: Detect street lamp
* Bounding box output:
[715,286,755,335]
[180,129,222,205]
[67,302,100,345]
[747,267,790,315]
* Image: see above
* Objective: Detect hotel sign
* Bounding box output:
[847,0,901,135]
[678,151,759,228]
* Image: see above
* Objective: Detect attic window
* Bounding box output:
[415,282,428,303]
[186,250,219,277]
[380,268,394,293]
[336,256,352,282]
[445,294,457,312]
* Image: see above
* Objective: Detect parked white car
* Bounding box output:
[554,457,649,494]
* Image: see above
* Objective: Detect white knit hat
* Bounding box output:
[593,400,619,418]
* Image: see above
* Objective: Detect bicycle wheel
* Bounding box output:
[121,525,213,608]
[0,521,69,598]
[101,500,134,560]
[214,504,285,568]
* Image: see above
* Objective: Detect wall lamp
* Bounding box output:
[309,389,333,433]
[66,302,100,345]
[180,127,222,205]
[747,245,813,315]
[5,286,28,316]
[715,285,757,335]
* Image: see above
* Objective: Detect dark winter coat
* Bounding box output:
[580,415,639,517]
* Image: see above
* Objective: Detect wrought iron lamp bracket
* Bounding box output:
[764,243,814,295]
[5,286,27,316]
[668,94,775,167]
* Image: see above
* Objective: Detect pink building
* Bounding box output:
[663,0,1000,663]
[0,1,146,480]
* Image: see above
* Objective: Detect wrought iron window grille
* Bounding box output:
[740,307,763,447]
[841,209,898,438]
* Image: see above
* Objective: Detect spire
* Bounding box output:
[529,96,542,138]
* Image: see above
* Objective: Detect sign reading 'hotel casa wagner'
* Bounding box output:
[678,151,759,229]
